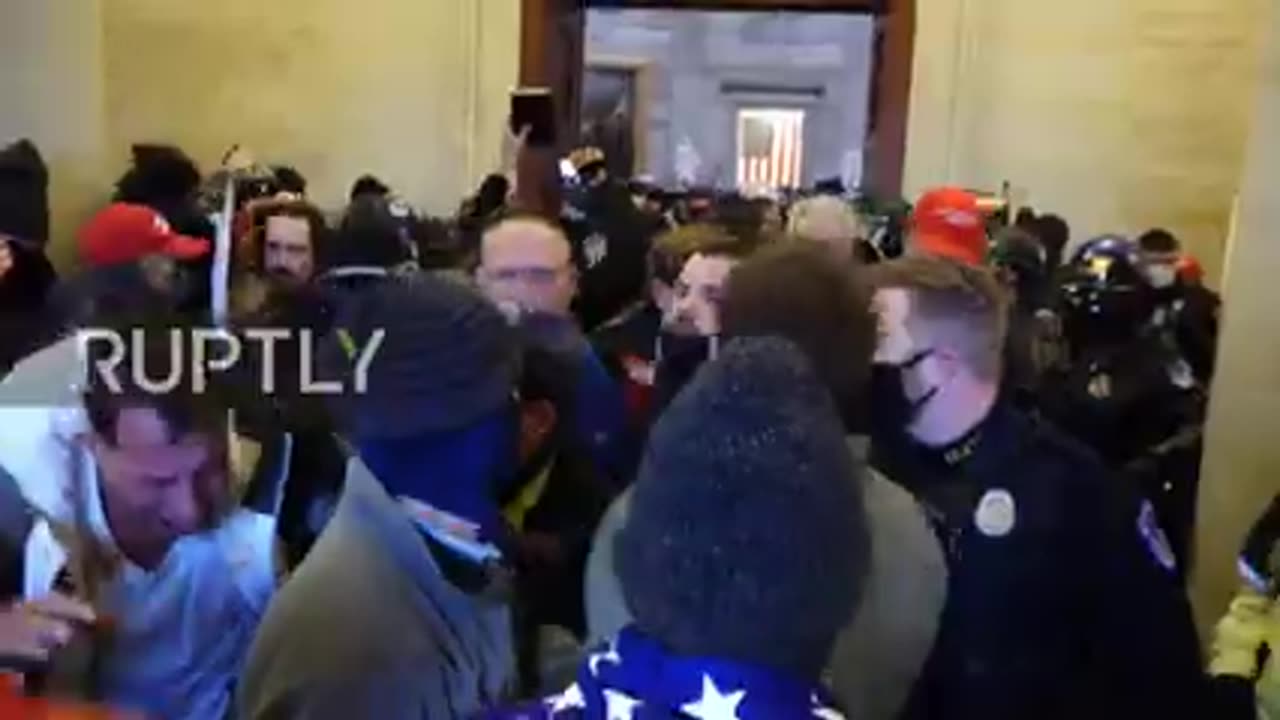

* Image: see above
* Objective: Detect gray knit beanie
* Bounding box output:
[616,336,869,677]
[319,273,519,439]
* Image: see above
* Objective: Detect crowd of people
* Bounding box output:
[0,134,1275,720]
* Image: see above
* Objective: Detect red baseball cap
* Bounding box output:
[79,203,211,267]
[910,187,989,266]
[1176,254,1204,285]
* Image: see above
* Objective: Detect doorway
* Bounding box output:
[518,0,914,199]
[581,64,644,180]
[582,7,875,194]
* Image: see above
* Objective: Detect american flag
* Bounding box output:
[737,109,805,190]
[480,628,847,719]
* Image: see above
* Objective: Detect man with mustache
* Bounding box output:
[252,201,331,290]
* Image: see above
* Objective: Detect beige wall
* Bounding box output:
[1,0,521,266]
[904,0,1272,286]
[0,0,111,268]
[1193,0,1280,632]
[102,0,520,215]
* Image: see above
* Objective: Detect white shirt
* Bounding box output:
[0,335,276,719]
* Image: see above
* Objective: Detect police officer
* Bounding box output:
[868,255,1205,720]
[1039,236,1203,572]
[562,147,660,332]
[1137,228,1221,385]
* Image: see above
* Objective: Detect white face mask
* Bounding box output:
[1145,264,1177,289]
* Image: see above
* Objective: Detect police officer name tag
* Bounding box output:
[975,488,1017,538]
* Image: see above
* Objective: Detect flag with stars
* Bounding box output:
[478,627,847,719]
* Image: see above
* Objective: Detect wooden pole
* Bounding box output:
[515,0,584,218]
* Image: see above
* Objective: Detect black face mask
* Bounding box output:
[1150,283,1183,309]
[869,350,938,433]
[655,331,718,413]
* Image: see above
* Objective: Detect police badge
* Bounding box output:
[1087,372,1112,399]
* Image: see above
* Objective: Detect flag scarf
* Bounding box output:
[481,626,847,720]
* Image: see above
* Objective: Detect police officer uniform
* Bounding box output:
[1152,282,1221,386]
[876,402,1206,720]
[1039,236,1205,574]
[1039,337,1198,467]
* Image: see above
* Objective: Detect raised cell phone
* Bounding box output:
[510,87,557,148]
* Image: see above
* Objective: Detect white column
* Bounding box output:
[1192,0,1280,633]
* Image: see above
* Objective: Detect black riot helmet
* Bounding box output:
[992,227,1049,311]
[1058,235,1155,347]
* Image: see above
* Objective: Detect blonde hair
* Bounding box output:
[869,256,1010,381]
[787,196,865,245]
[648,224,743,285]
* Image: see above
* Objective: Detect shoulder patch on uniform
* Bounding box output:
[1138,500,1177,573]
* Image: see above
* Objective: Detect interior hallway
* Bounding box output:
[0,0,1277,633]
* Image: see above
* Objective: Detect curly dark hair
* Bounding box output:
[721,242,877,423]
[247,199,332,273]
[114,144,201,206]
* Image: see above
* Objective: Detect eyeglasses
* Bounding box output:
[487,265,568,285]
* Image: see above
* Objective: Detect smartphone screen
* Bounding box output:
[510,87,557,148]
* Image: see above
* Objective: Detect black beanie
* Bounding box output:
[616,336,869,678]
[328,195,413,270]
[319,273,520,440]
[114,143,201,205]
[0,139,49,245]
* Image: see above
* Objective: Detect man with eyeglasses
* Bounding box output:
[477,215,578,318]
[477,215,631,486]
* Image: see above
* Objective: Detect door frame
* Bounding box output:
[582,56,656,178]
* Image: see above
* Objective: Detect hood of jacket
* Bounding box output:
[0,138,49,246]
[0,334,122,546]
